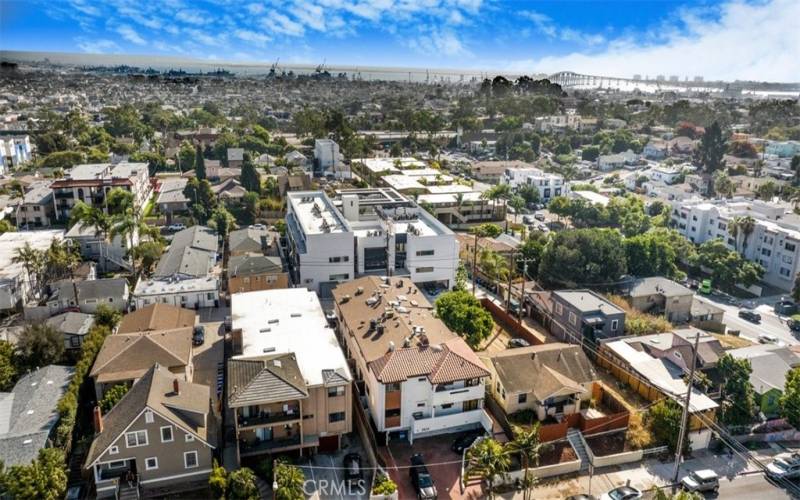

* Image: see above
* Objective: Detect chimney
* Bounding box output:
[93,406,103,434]
[173,378,180,395]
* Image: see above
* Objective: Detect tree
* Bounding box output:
[728,215,756,256]
[372,473,397,495]
[517,232,547,278]
[131,241,164,276]
[241,156,262,194]
[106,188,134,216]
[210,206,236,238]
[717,353,757,426]
[479,249,510,285]
[581,145,600,162]
[647,398,689,454]
[508,195,525,223]
[792,155,800,186]
[624,230,682,279]
[454,262,469,291]
[100,384,130,413]
[11,241,44,300]
[435,290,494,348]
[471,223,502,238]
[0,448,68,500]
[538,229,627,288]
[194,144,206,180]
[653,488,703,500]
[696,121,727,193]
[0,340,17,391]
[466,438,510,498]
[69,201,112,270]
[780,368,800,428]
[506,425,548,500]
[16,323,63,370]
[274,459,305,500]
[94,303,122,329]
[227,467,259,500]
[209,459,228,499]
[177,140,195,172]
[516,185,540,205]
[690,239,764,291]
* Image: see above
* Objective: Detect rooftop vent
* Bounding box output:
[290,313,302,318]
[388,341,395,352]
[262,347,276,353]
[259,328,271,333]
[355,287,364,295]
[341,294,351,303]
[268,319,280,324]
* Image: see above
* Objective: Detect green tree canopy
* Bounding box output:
[647,398,689,454]
[780,367,800,428]
[435,290,494,349]
[689,239,764,291]
[100,384,130,413]
[0,448,68,500]
[717,353,757,426]
[0,340,18,391]
[16,323,63,370]
[538,228,627,288]
[227,467,259,500]
[195,144,207,180]
[274,459,305,500]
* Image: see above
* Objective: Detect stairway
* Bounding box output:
[118,483,139,500]
[567,428,591,473]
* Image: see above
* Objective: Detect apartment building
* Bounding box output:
[50,162,152,222]
[285,190,458,295]
[0,135,32,173]
[503,167,567,202]
[534,113,583,133]
[314,139,348,179]
[228,289,352,461]
[669,198,800,291]
[0,229,64,312]
[15,180,54,228]
[332,277,491,443]
[550,290,626,345]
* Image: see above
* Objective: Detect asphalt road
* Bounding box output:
[715,473,794,499]
[700,294,799,347]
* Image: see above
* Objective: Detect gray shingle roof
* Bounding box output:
[228,255,283,277]
[154,226,217,278]
[628,277,693,298]
[46,312,94,336]
[53,278,128,302]
[0,365,75,466]
[228,227,269,255]
[227,354,308,407]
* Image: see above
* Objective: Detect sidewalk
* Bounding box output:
[498,444,795,499]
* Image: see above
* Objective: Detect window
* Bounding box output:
[329,256,349,263]
[184,451,198,469]
[329,273,349,281]
[518,393,527,404]
[555,303,563,315]
[69,336,81,348]
[441,403,453,409]
[415,267,433,273]
[160,426,173,443]
[185,434,195,442]
[109,446,119,455]
[417,402,426,407]
[385,408,401,419]
[329,412,346,423]
[327,386,345,397]
[386,382,401,392]
[145,411,154,423]
[780,267,792,277]
[786,243,797,252]
[418,377,427,382]
[303,414,314,420]
[108,460,127,469]
[610,319,619,331]
[125,430,148,447]
[762,248,772,257]
[466,378,481,387]
[207,293,214,300]
[568,312,577,326]
[415,250,435,256]
[145,457,158,471]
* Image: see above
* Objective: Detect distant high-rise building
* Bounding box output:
[656,74,665,81]
[693,76,704,83]
[633,74,642,81]
[669,75,679,82]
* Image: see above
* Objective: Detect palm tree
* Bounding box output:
[70,201,112,271]
[509,195,525,223]
[789,187,800,213]
[12,242,43,301]
[466,438,510,498]
[479,249,510,286]
[506,424,550,500]
[728,215,756,256]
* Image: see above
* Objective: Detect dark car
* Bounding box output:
[738,309,762,323]
[343,453,362,481]
[508,338,531,348]
[409,454,437,499]
[789,319,800,332]
[566,495,597,500]
[451,432,481,454]
[192,325,205,346]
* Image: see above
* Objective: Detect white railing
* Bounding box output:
[431,384,484,406]
[412,408,490,436]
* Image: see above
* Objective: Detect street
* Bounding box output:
[700,293,799,347]
[714,473,793,499]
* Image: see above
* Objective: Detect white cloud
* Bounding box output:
[511,0,800,82]
[234,29,271,46]
[408,28,470,57]
[261,11,305,37]
[519,10,604,46]
[246,3,265,15]
[116,24,146,45]
[77,39,121,53]
[175,9,208,25]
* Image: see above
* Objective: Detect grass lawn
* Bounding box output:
[711,332,754,349]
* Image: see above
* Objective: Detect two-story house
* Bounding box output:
[625,277,694,324]
[332,276,491,444]
[550,290,626,345]
[228,288,352,462]
[84,364,215,499]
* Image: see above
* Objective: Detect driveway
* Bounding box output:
[298,433,373,500]
[386,435,484,500]
[193,306,229,407]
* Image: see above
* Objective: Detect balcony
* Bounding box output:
[385,415,401,428]
[432,384,484,406]
[239,435,302,456]
[54,191,74,199]
[411,408,492,437]
[237,407,301,428]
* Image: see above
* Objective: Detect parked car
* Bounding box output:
[767,453,800,480]
[738,309,761,323]
[508,338,531,348]
[600,486,642,500]
[409,454,437,499]
[775,297,798,315]
[451,432,481,454]
[167,223,186,232]
[522,215,533,224]
[343,453,362,481]
[566,496,597,500]
[758,333,778,344]
[788,319,800,332]
[534,212,546,221]
[680,469,719,493]
[223,316,232,332]
[192,325,205,346]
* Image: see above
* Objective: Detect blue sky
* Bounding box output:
[1,0,798,81]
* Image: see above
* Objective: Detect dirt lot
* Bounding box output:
[584,431,635,457]
[539,440,578,466]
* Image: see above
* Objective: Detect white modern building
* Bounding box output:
[670,198,800,291]
[314,139,349,179]
[503,167,567,201]
[0,135,32,173]
[535,113,582,133]
[597,149,638,171]
[0,230,64,311]
[285,190,459,295]
[333,277,492,443]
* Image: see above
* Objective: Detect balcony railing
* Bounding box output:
[239,435,302,455]
[237,408,301,428]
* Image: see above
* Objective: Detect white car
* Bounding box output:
[680,469,719,492]
[758,333,779,344]
[767,453,800,480]
[600,486,642,500]
[167,223,186,232]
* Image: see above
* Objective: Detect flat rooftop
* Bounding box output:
[288,191,350,235]
[231,288,351,387]
[553,290,624,315]
[134,275,218,295]
[0,230,64,279]
[352,157,426,174]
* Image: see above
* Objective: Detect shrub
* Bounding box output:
[372,473,397,495]
[625,412,653,449]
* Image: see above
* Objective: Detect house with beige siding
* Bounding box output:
[85,364,216,498]
[228,288,352,462]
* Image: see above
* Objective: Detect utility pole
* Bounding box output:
[506,252,515,313]
[673,333,700,484]
[516,258,534,325]
[471,231,479,297]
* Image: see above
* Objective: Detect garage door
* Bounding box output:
[318,435,339,453]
